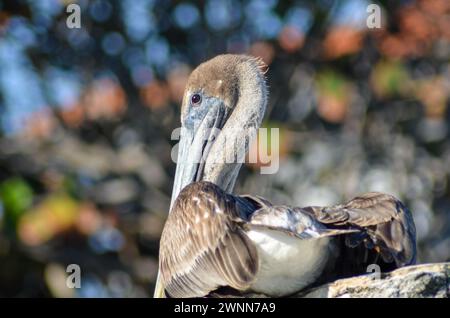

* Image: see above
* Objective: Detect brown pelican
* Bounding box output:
[154,54,416,298]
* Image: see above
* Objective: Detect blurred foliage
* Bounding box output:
[371,60,410,98]
[0,0,449,297]
[0,178,33,227]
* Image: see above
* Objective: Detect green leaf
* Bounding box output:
[0,178,34,225]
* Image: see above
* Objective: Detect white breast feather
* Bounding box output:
[246,228,332,297]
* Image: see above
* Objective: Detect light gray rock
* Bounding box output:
[296,263,449,298]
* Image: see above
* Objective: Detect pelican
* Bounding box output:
[154,54,416,298]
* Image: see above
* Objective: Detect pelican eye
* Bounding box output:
[191,93,202,106]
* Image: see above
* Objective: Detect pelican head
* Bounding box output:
[171,54,268,207]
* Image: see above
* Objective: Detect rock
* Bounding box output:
[296,263,449,298]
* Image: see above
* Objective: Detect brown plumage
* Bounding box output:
[303,192,417,266]
[160,182,258,297]
[160,181,416,297]
[154,54,417,298]
[181,54,267,125]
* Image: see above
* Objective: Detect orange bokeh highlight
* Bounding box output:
[323,26,363,59]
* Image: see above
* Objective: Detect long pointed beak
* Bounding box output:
[170,102,225,209]
[154,98,227,298]
[170,127,198,207]
[154,99,226,298]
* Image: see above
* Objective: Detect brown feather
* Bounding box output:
[159,182,258,298]
[160,182,417,297]
[303,192,416,266]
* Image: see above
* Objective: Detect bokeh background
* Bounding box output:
[0,0,449,297]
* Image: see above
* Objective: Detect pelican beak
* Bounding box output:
[170,98,226,209]
[155,99,226,298]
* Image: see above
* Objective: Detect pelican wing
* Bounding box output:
[303,192,417,266]
[159,182,258,298]
[242,192,416,267]
[242,198,359,239]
